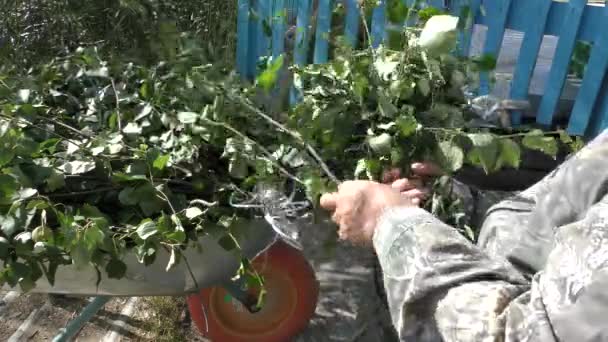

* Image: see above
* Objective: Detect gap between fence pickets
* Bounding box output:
[101,297,139,342]
[7,300,52,342]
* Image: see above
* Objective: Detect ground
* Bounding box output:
[0,219,397,342]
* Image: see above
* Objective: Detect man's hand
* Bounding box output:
[320,181,416,245]
[383,162,443,206]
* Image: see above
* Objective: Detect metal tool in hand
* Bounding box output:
[230,184,310,250]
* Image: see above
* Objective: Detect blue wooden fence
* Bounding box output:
[236,0,608,138]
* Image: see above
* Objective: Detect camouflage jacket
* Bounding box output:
[373,129,608,342]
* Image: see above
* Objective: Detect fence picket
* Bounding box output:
[371,1,387,48]
[344,0,360,47]
[568,5,608,135]
[479,0,512,95]
[454,0,481,58]
[290,0,313,104]
[314,0,333,64]
[257,0,272,63]
[536,0,587,127]
[272,0,286,59]
[509,0,552,125]
[236,0,250,77]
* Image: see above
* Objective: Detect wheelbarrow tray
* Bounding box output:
[8,219,277,297]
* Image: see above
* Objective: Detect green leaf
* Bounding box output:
[26,200,48,210]
[1,215,17,237]
[46,171,66,192]
[112,173,147,183]
[185,207,204,219]
[396,114,417,137]
[496,138,521,169]
[378,94,398,118]
[0,237,10,259]
[522,130,558,157]
[118,187,138,206]
[152,154,170,171]
[386,0,409,23]
[303,173,329,201]
[257,55,285,92]
[177,111,199,124]
[70,242,90,269]
[435,141,464,172]
[122,122,142,135]
[472,54,497,71]
[166,230,186,243]
[84,226,105,250]
[32,226,53,243]
[368,133,393,155]
[0,148,15,168]
[228,156,249,179]
[59,160,96,175]
[354,159,380,180]
[0,174,17,198]
[417,78,431,97]
[354,159,367,179]
[138,197,165,217]
[467,133,500,173]
[105,259,127,279]
[136,220,158,240]
[17,188,38,200]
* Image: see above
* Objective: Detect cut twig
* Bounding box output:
[110,79,123,131]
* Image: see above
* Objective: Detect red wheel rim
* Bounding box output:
[187,240,319,342]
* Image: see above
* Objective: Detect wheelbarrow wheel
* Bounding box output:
[187,240,319,342]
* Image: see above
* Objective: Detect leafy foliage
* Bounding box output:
[287,19,583,236]
[0,0,238,67]
[0,5,583,293]
[0,41,287,291]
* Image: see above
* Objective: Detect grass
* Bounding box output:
[140,296,189,342]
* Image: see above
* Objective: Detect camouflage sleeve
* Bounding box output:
[372,206,528,341]
[450,179,516,229]
[373,130,608,342]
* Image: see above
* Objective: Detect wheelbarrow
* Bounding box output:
[9,218,319,342]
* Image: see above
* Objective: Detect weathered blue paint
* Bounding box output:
[290,0,313,104]
[371,1,387,48]
[478,0,512,96]
[272,0,286,59]
[344,0,360,47]
[454,0,481,58]
[587,75,608,138]
[536,0,587,127]
[508,0,552,125]
[568,5,608,136]
[285,0,299,22]
[236,0,250,77]
[238,0,608,138]
[294,0,313,66]
[53,297,111,342]
[473,1,605,43]
[247,0,260,77]
[257,0,272,62]
[314,0,333,64]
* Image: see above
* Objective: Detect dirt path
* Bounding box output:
[295,218,397,342]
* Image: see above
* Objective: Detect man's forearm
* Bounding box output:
[372,206,527,341]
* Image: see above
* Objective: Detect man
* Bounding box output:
[320,129,608,341]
